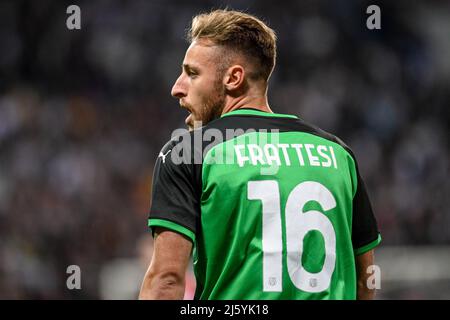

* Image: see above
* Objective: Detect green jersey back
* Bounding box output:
[149,108,381,300]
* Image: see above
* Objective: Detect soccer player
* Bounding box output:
[139,9,381,300]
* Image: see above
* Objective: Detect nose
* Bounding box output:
[171,74,187,98]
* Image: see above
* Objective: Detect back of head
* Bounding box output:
[188,9,277,83]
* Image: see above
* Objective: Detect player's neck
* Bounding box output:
[221,94,273,115]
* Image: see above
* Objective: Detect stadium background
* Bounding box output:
[0,0,448,299]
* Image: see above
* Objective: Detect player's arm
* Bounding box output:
[350,155,381,300]
[141,137,199,299]
[355,249,375,300]
[139,227,192,300]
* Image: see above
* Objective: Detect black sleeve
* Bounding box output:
[148,136,200,243]
[352,167,381,255]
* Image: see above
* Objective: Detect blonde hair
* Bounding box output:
[188,9,277,82]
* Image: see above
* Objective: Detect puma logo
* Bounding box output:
[158,150,171,163]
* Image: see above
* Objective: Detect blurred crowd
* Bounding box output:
[0,0,448,298]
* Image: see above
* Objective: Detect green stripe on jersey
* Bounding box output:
[354,234,382,255]
[221,109,299,119]
[148,218,195,243]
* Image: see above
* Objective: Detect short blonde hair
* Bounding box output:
[188,9,277,82]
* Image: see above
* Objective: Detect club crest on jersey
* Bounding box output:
[158,149,171,163]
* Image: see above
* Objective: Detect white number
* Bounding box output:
[248,180,337,293]
[248,181,283,291]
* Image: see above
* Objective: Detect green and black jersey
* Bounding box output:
[148,108,381,300]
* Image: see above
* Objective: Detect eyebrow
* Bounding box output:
[182,63,199,72]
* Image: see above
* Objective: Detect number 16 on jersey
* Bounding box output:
[248,180,337,293]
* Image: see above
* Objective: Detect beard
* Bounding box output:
[200,87,225,126]
[186,80,226,131]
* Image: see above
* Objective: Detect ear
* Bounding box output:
[223,65,245,91]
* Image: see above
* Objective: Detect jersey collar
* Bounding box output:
[221,108,298,119]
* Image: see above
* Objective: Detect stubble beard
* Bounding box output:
[201,85,225,126]
[189,79,226,130]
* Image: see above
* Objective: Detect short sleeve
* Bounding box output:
[148,137,200,243]
[352,168,381,255]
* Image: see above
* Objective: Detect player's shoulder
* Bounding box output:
[157,127,203,166]
[160,124,203,149]
[293,117,356,159]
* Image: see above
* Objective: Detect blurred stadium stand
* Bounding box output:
[376,246,450,299]
[0,0,448,299]
[96,246,450,299]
